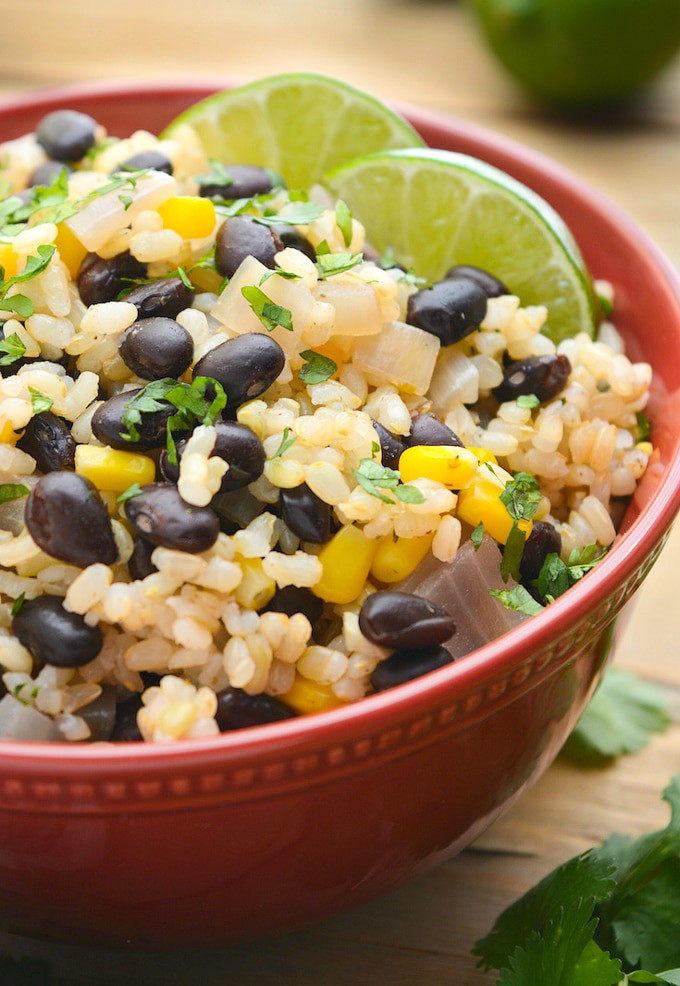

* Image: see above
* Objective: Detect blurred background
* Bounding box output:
[1,1,679,983]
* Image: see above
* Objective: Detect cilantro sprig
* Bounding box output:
[315,251,363,279]
[353,458,425,505]
[298,349,337,385]
[241,285,293,333]
[536,543,606,602]
[490,585,544,616]
[0,332,26,367]
[499,471,542,582]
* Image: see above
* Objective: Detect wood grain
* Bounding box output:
[0,2,679,982]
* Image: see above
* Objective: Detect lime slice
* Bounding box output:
[161,73,424,189]
[325,148,595,342]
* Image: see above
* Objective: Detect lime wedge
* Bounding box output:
[161,73,424,189]
[325,148,595,342]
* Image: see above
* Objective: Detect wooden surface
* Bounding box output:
[1,2,679,982]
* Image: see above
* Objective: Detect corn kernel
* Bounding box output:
[55,223,87,279]
[636,441,653,456]
[457,474,532,545]
[0,420,19,444]
[281,675,345,715]
[75,445,156,492]
[399,445,478,489]
[158,196,216,239]
[370,532,434,583]
[234,556,277,610]
[0,241,17,280]
[312,525,378,604]
[466,446,498,466]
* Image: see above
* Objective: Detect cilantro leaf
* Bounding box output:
[299,349,337,385]
[241,285,293,332]
[316,239,331,256]
[561,668,671,765]
[501,523,528,583]
[636,412,651,442]
[598,292,615,318]
[116,483,144,504]
[393,484,426,504]
[29,388,53,414]
[0,483,29,504]
[378,245,397,269]
[489,585,544,616]
[0,331,27,366]
[497,914,621,986]
[254,202,325,227]
[0,294,33,318]
[196,161,233,189]
[267,426,297,460]
[10,592,25,617]
[517,394,540,409]
[536,544,606,601]
[470,522,485,549]
[315,251,363,278]
[119,378,177,443]
[352,458,425,505]
[397,269,427,287]
[501,471,541,523]
[335,199,352,247]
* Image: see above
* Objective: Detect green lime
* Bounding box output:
[468,0,680,108]
[161,73,424,188]
[325,148,595,343]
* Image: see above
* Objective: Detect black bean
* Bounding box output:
[118,316,194,380]
[215,215,283,277]
[371,419,407,471]
[492,354,572,404]
[13,595,103,668]
[122,276,194,319]
[520,521,562,583]
[28,160,71,187]
[115,150,173,175]
[128,537,158,580]
[16,412,76,472]
[124,483,219,554]
[279,484,331,544]
[407,276,487,346]
[192,333,285,408]
[215,687,297,731]
[260,585,324,625]
[370,644,453,692]
[92,388,180,451]
[77,251,147,307]
[276,224,317,262]
[160,420,265,492]
[198,164,281,201]
[36,109,98,162]
[25,472,117,568]
[445,264,509,298]
[79,685,117,741]
[359,591,456,649]
[109,693,143,742]
[407,413,464,448]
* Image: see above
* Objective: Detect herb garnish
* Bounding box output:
[470,522,485,550]
[0,332,27,366]
[116,483,144,505]
[267,426,298,460]
[499,471,542,582]
[29,388,53,414]
[254,202,325,227]
[535,543,606,602]
[353,458,425,505]
[0,483,29,504]
[298,349,338,385]
[315,252,363,279]
[636,411,651,442]
[0,244,56,319]
[241,285,294,332]
[334,199,352,247]
[517,394,540,409]
[489,584,544,616]
[195,161,234,189]
[10,592,25,617]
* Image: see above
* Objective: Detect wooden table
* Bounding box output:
[1,2,679,982]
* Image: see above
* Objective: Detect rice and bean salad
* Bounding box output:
[0,109,652,742]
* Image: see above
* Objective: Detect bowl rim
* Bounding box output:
[1,78,680,768]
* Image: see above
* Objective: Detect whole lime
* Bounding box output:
[468,0,680,108]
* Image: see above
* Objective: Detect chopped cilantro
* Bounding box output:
[489,585,544,616]
[379,245,398,269]
[352,458,425,505]
[562,668,672,765]
[12,682,30,706]
[255,202,325,227]
[517,394,540,409]
[0,331,26,366]
[299,349,337,385]
[175,266,193,290]
[315,252,363,279]
[10,592,25,617]
[470,522,485,549]
[535,543,606,602]
[118,194,133,211]
[0,295,33,318]
[334,199,352,247]
[315,239,331,256]
[0,244,56,321]
[259,268,300,285]
[597,292,615,318]
[398,269,427,287]
[29,388,53,414]
[636,411,651,442]
[501,523,529,583]
[196,161,233,189]
[116,483,144,505]
[501,471,542,524]
[267,426,297,460]
[190,249,217,273]
[119,378,177,443]
[371,441,381,457]
[241,285,293,332]
[163,375,227,465]
[0,483,29,504]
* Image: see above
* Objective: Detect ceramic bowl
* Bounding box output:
[0,82,679,947]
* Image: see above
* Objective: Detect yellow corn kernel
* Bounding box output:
[312,525,378,604]
[466,445,498,466]
[158,196,216,239]
[55,223,87,279]
[0,241,17,280]
[188,264,223,294]
[399,444,478,489]
[370,531,434,584]
[636,441,653,456]
[281,675,345,715]
[0,420,19,444]
[234,556,276,610]
[75,444,156,493]
[457,473,532,545]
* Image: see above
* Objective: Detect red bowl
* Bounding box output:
[1,81,679,947]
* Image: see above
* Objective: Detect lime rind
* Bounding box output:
[161,73,425,189]
[325,147,596,343]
